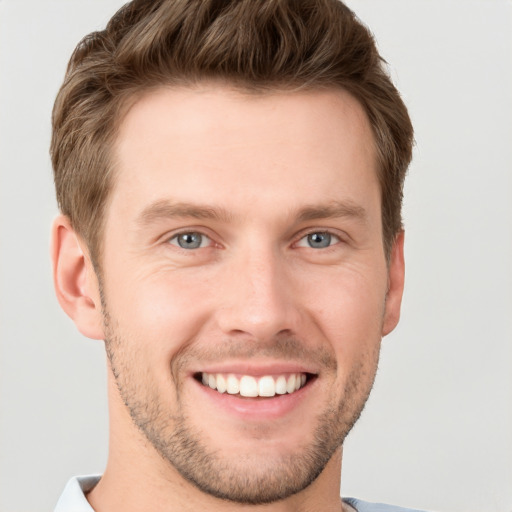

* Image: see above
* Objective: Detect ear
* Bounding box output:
[382,230,405,336]
[51,215,104,340]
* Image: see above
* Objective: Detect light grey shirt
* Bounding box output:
[55,475,429,512]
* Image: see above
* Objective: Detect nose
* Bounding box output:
[214,246,301,342]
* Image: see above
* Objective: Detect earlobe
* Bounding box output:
[51,215,104,340]
[382,230,405,336]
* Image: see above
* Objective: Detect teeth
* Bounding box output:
[226,374,240,395]
[240,376,258,397]
[286,374,296,394]
[200,372,308,397]
[275,376,287,395]
[258,376,275,397]
[216,374,227,393]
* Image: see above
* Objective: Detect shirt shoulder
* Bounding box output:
[54,475,100,512]
[343,497,431,512]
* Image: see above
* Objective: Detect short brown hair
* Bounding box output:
[51,0,413,267]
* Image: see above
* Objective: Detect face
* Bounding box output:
[97,85,402,504]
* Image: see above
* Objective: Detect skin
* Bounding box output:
[52,85,405,512]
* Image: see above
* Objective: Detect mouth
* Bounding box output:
[194,372,315,398]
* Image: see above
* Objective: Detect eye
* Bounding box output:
[297,231,340,249]
[169,232,211,250]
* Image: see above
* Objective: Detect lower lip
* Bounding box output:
[192,378,314,420]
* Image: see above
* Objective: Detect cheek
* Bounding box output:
[301,267,387,357]
[105,268,216,358]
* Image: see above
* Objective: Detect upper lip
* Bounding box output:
[191,361,319,377]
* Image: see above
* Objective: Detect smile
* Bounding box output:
[199,372,309,397]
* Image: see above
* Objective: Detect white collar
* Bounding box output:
[54,475,100,512]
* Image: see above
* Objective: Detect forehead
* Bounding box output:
[109,85,379,222]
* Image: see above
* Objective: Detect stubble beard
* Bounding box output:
[102,305,380,505]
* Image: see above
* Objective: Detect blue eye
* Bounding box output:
[297,232,339,249]
[307,232,331,248]
[169,232,210,249]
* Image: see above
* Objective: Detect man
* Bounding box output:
[50,0,419,511]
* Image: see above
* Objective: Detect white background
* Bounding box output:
[0,1,511,511]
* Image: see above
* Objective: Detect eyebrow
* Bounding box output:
[137,199,234,226]
[136,199,368,227]
[295,201,368,224]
